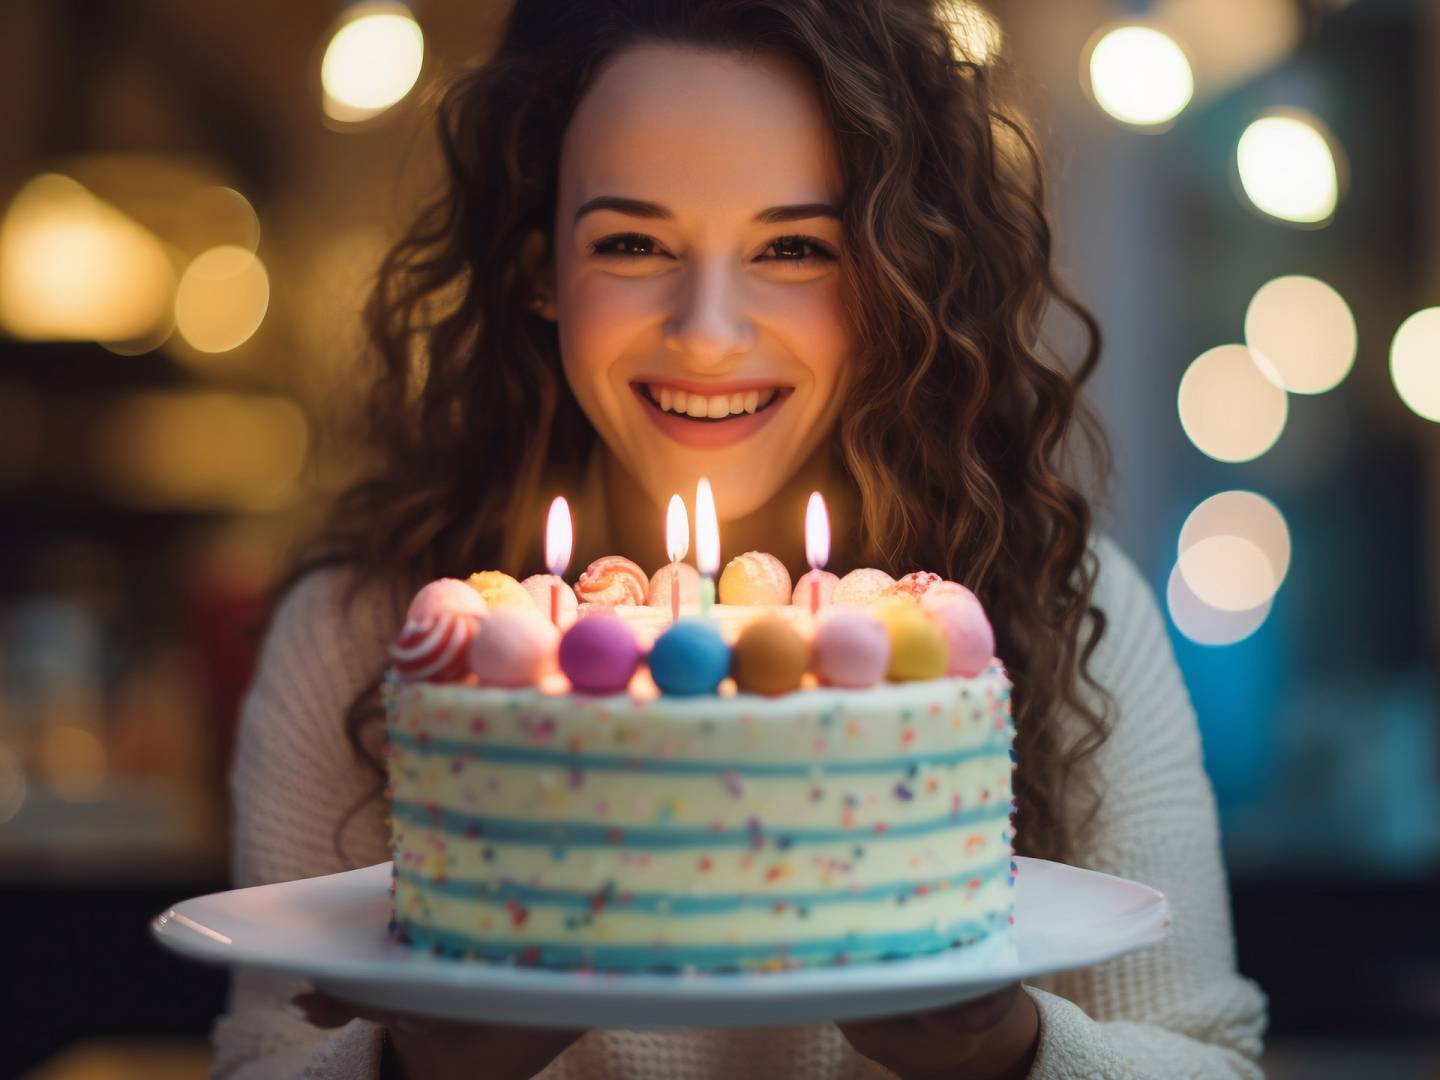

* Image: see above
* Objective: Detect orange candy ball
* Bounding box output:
[731,617,809,695]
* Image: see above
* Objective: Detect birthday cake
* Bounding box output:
[382,555,1016,973]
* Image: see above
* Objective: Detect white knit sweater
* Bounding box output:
[210,535,1266,1079]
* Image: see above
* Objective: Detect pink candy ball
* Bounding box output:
[812,610,891,688]
[921,587,994,677]
[519,573,579,624]
[406,578,489,624]
[792,569,840,611]
[467,609,559,688]
[559,613,642,695]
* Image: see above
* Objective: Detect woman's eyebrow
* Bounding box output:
[573,196,841,225]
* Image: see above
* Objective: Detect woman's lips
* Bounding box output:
[631,382,790,449]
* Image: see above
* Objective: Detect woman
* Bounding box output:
[212,1,1268,1076]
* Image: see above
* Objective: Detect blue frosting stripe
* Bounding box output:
[395,912,1011,969]
[390,799,1012,848]
[395,853,1012,914]
[386,729,1012,776]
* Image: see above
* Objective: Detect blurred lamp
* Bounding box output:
[1086,25,1194,129]
[1178,489,1291,611]
[1390,307,1440,422]
[1245,275,1356,394]
[1177,344,1288,463]
[0,174,174,343]
[174,245,270,354]
[937,1,1003,65]
[321,2,425,124]
[1166,560,1273,646]
[1237,110,1342,225]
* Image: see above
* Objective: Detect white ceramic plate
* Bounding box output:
[151,857,1170,1028]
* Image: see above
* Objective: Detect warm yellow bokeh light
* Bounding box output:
[1177,344,1288,463]
[0,744,25,825]
[35,724,108,802]
[1178,489,1291,611]
[1244,275,1356,394]
[96,391,308,512]
[1390,307,1440,422]
[174,245,269,353]
[938,1,1003,65]
[1087,25,1194,128]
[322,3,425,123]
[1166,560,1272,646]
[0,174,175,343]
[1237,112,1341,225]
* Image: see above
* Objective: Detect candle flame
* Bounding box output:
[545,495,573,576]
[695,477,719,576]
[666,494,690,563]
[805,491,830,570]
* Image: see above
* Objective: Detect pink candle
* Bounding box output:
[665,494,690,624]
[804,491,830,618]
[544,496,573,628]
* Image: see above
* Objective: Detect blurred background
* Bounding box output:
[2,0,1437,1076]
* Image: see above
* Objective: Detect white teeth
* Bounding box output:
[647,384,779,418]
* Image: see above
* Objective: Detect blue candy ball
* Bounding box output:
[648,619,731,696]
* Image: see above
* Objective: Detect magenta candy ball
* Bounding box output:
[559,613,641,695]
[408,577,489,624]
[922,590,994,677]
[813,610,891,688]
[467,609,557,688]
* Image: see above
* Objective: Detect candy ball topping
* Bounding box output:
[731,616,808,695]
[558,613,642,695]
[649,619,731,696]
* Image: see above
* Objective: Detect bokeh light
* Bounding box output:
[0,174,174,343]
[1245,275,1357,393]
[937,1,1003,65]
[1237,111,1342,225]
[174,245,270,353]
[1179,490,1291,611]
[0,744,26,825]
[1086,25,1194,128]
[1167,560,1273,646]
[35,724,108,802]
[96,391,308,511]
[1178,344,1289,462]
[1389,307,1440,422]
[321,2,425,123]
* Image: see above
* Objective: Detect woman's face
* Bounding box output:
[542,43,853,521]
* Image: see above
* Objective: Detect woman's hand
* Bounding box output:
[837,983,1040,1080]
[289,989,586,1080]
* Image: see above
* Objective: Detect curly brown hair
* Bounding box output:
[295,0,1112,867]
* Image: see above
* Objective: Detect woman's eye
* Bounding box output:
[591,233,663,258]
[758,235,836,264]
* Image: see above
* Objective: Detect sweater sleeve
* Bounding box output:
[209,568,398,1080]
[1023,535,1268,1079]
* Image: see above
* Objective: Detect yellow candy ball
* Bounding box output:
[466,570,535,612]
[875,598,947,681]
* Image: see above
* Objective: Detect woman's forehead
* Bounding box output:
[558,43,843,224]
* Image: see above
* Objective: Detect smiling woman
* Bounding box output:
[217,1,1266,1078]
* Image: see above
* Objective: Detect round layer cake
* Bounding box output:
[384,664,1015,973]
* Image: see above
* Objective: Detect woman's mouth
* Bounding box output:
[631,379,791,448]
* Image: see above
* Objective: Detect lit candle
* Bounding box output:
[695,477,719,617]
[803,490,830,618]
[665,494,689,624]
[544,495,573,627]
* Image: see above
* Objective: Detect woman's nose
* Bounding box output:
[661,258,757,369]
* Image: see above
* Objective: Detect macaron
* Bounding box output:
[792,568,840,611]
[406,577,489,625]
[646,562,702,609]
[719,551,792,605]
[833,568,895,607]
[731,616,808,695]
[575,556,648,606]
[873,597,947,682]
[466,570,535,613]
[648,619,731,696]
[558,612,642,695]
[519,573,579,624]
[467,609,558,688]
[812,609,890,688]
